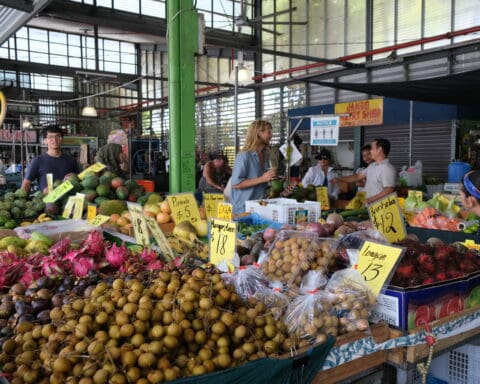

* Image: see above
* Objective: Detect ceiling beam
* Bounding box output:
[42,0,255,50]
[0,0,33,13]
[257,48,363,68]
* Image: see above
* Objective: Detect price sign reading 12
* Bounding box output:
[367,193,406,243]
[357,240,405,295]
[209,218,236,266]
[167,193,201,224]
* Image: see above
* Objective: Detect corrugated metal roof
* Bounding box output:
[0,0,53,46]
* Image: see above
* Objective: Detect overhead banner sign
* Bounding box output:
[334,98,383,127]
[310,116,340,146]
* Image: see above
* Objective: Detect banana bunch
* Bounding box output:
[172,221,203,247]
[20,213,52,226]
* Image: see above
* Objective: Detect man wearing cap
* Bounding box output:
[301,148,340,200]
[332,138,396,205]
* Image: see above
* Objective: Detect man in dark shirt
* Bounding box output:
[21,125,79,193]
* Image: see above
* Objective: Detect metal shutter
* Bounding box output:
[363,120,454,180]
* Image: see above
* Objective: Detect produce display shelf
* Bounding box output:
[312,322,390,384]
[387,305,480,366]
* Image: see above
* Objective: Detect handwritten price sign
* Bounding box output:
[316,186,329,210]
[357,240,405,295]
[78,162,106,180]
[167,193,201,224]
[217,202,233,221]
[203,193,224,220]
[367,194,406,243]
[43,180,74,203]
[209,218,236,266]
[128,203,150,245]
[144,216,175,260]
[88,215,110,227]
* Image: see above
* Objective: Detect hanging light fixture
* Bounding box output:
[229,51,252,86]
[81,75,97,117]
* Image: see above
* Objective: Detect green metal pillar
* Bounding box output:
[167,0,198,193]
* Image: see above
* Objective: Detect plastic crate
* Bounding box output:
[136,179,155,192]
[234,212,283,239]
[429,342,480,384]
[244,198,321,225]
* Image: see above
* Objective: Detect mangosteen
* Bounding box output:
[14,300,32,315]
[37,310,51,324]
[51,293,64,307]
[36,276,54,289]
[24,287,38,297]
[72,286,85,296]
[61,276,74,289]
[31,299,50,313]
[0,326,13,337]
[57,284,68,293]
[17,313,35,324]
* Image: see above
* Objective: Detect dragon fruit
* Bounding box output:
[83,230,106,258]
[17,263,40,287]
[140,247,157,264]
[146,260,164,270]
[41,257,64,279]
[64,249,85,262]
[105,243,129,268]
[73,257,95,277]
[49,238,71,258]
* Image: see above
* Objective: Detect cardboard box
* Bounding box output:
[370,272,480,330]
[244,198,321,225]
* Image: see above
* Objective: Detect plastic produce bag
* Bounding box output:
[284,270,338,346]
[254,281,291,320]
[326,267,377,335]
[231,264,270,300]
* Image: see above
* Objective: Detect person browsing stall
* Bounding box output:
[355,144,374,192]
[331,138,396,205]
[301,148,339,200]
[21,125,79,193]
[460,171,480,216]
[197,152,232,194]
[231,120,277,215]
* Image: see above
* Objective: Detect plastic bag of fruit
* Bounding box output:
[309,237,352,277]
[254,280,291,320]
[230,264,270,300]
[326,267,377,335]
[261,230,319,288]
[284,270,338,345]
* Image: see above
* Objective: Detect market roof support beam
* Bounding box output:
[168,0,198,193]
[0,0,33,12]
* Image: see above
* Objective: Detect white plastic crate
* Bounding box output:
[244,198,321,225]
[428,342,480,384]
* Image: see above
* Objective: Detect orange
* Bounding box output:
[156,212,171,224]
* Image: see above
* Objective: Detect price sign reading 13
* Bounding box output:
[209,218,236,266]
[367,193,406,243]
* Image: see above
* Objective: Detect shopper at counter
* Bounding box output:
[331,138,396,205]
[21,125,79,193]
[197,152,232,194]
[460,171,480,215]
[355,144,374,192]
[96,141,128,178]
[231,119,277,214]
[301,148,340,200]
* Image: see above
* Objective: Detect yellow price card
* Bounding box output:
[128,203,150,245]
[78,162,107,180]
[367,193,406,243]
[43,180,74,203]
[144,216,175,260]
[46,173,53,193]
[73,194,85,219]
[87,204,97,221]
[217,202,233,220]
[209,218,237,266]
[62,196,76,218]
[408,190,423,201]
[167,193,201,224]
[357,240,405,295]
[316,186,329,210]
[203,193,224,220]
[88,214,110,227]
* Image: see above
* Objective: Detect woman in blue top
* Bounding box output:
[231,120,277,214]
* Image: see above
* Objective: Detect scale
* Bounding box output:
[444,183,461,194]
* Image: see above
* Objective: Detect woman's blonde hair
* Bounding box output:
[242,120,272,152]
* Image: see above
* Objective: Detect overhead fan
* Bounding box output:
[234,0,307,36]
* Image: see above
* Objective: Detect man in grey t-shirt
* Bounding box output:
[332,138,396,205]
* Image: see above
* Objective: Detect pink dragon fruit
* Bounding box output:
[64,249,84,262]
[105,243,129,268]
[83,230,106,258]
[0,251,18,266]
[49,238,71,258]
[146,260,164,270]
[140,247,157,264]
[73,257,95,277]
[17,263,40,287]
[41,257,64,279]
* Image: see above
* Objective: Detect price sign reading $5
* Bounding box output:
[209,218,236,266]
[167,193,201,224]
[367,193,406,243]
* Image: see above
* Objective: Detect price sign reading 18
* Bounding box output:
[357,241,405,295]
[367,193,406,243]
[167,193,201,224]
[209,218,236,266]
